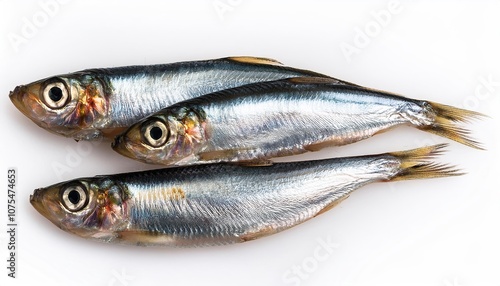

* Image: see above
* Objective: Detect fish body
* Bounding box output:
[113,77,482,166]
[9,57,350,140]
[30,145,458,247]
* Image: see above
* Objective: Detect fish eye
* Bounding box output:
[60,184,88,212]
[142,119,169,147]
[42,81,69,109]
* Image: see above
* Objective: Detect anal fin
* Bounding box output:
[315,195,350,217]
[238,225,277,242]
[304,139,342,152]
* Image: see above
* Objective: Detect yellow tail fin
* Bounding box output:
[389,144,463,181]
[420,102,485,149]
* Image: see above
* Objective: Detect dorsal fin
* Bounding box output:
[287,76,342,84]
[226,56,283,66]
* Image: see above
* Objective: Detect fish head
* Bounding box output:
[9,73,109,140]
[30,178,130,241]
[112,107,209,165]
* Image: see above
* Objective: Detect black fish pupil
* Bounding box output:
[150,126,163,140]
[68,190,80,205]
[49,86,63,102]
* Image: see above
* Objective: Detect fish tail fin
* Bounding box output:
[388,143,463,181]
[419,101,486,149]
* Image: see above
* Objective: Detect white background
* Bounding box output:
[1,1,499,286]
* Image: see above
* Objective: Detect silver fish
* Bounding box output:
[9,57,353,141]
[30,144,459,247]
[112,77,483,166]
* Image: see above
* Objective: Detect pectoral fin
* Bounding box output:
[101,127,128,139]
[198,149,275,166]
[198,149,240,162]
[117,230,176,246]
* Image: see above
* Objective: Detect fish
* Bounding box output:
[30,144,460,247]
[9,56,354,141]
[112,77,484,166]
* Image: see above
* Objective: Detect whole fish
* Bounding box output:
[9,57,352,141]
[112,77,483,166]
[30,144,459,247]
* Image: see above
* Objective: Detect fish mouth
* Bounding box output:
[30,188,50,218]
[9,86,31,118]
[30,188,66,228]
[112,134,138,160]
[9,85,75,137]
